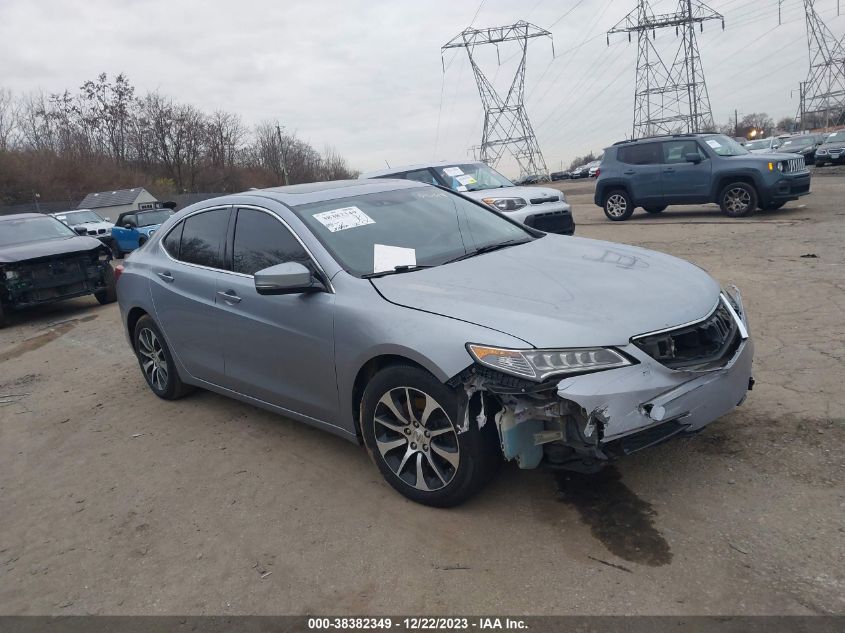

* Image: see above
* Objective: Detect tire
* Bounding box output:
[719,182,758,218]
[138,236,147,248]
[0,302,6,329]
[360,365,498,507]
[603,189,635,221]
[111,239,122,259]
[95,264,117,305]
[643,205,667,214]
[133,315,194,400]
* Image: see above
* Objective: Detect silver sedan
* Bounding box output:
[117,179,754,506]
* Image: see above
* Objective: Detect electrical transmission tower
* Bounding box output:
[608,1,724,138]
[799,0,845,129]
[442,21,553,177]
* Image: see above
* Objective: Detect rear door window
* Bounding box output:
[179,208,231,269]
[617,143,661,165]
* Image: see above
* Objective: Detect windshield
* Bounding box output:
[826,131,845,144]
[136,210,172,227]
[0,216,77,247]
[703,134,749,157]
[432,163,514,193]
[779,137,813,149]
[744,139,771,150]
[55,210,104,224]
[293,186,533,277]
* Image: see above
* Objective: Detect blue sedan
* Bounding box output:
[111,209,173,258]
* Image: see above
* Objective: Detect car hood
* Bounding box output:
[371,235,720,348]
[69,220,114,231]
[463,186,562,204]
[748,151,805,160]
[817,142,845,151]
[0,235,103,264]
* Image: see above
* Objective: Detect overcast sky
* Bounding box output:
[1,0,843,176]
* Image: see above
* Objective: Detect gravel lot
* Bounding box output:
[1,176,843,615]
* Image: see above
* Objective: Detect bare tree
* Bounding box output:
[0,88,17,150]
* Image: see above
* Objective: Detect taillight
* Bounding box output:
[114,264,124,283]
[595,168,601,177]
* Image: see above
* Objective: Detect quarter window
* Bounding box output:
[179,208,230,269]
[232,208,312,276]
[617,143,661,165]
[162,221,183,258]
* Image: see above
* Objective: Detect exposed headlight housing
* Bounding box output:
[467,343,633,381]
[4,269,20,280]
[481,197,528,212]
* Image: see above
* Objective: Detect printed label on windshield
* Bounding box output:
[456,174,477,186]
[706,139,722,149]
[313,206,375,232]
[443,167,464,177]
[373,244,416,273]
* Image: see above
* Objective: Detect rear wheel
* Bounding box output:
[643,205,667,214]
[361,365,498,507]
[603,190,634,221]
[719,182,758,218]
[111,239,122,259]
[0,302,6,329]
[133,315,193,400]
[95,264,117,305]
[138,236,148,248]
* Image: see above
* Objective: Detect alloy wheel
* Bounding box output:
[606,194,628,218]
[373,387,460,492]
[138,327,168,391]
[725,187,751,214]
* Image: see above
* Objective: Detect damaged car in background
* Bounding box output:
[0,213,116,327]
[117,179,754,507]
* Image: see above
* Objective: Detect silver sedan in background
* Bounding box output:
[117,179,754,507]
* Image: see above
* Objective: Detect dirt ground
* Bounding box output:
[1,176,843,616]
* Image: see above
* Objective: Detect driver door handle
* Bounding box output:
[217,290,242,304]
[157,271,174,283]
[623,170,636,175]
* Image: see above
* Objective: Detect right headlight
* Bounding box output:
[817,148,828,155]
[481,197,528,212]
[467,343,633,381]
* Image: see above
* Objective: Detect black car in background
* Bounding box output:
[0,213,116,327]
[777,134,826,165]
[814,130,845,166]
[550,171,571,181]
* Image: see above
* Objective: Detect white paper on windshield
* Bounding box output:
[456,185,468,192]
[443,167,464,177]
[373,244,416,273]
[456,174,477,185]
[706,139,722,149]
[313,206,374,232]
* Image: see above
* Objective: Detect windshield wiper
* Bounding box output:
[441,238,531,265]
[362,264,433,279]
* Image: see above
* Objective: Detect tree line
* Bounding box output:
[0,73,356,207]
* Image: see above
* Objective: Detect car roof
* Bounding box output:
[0,213,47,222]
[359,160,485,179]
[174,179,428,214]
[611,133,716,147]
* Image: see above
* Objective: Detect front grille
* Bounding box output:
[632,299,742,370]
[529,194,560,205]
[526,211,573,234]
[784,157,806,173]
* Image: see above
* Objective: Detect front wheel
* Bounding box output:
[719,182,758,218]
[361,365,497,507]
[603,190,634,221]
[133,315,194,400]
[95,264,117,305]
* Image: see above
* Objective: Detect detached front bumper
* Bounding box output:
[487,292,754,473]
[765,172,811,203]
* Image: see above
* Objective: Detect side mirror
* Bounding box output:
[74,226,87,235]
[254,262,324,295]
[685,153,702,164]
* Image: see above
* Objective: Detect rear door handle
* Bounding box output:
[217,290,242,304]
[623,170,636,175]
[664,168,675,173]
[157,271,174,283]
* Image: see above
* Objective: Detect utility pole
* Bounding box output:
[734,109,739,136]
[442,20,553,179]
[275,124,290,186]
[608,0,724,138]
[799,0,845,130]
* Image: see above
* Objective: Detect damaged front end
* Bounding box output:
[448,290,754,473]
